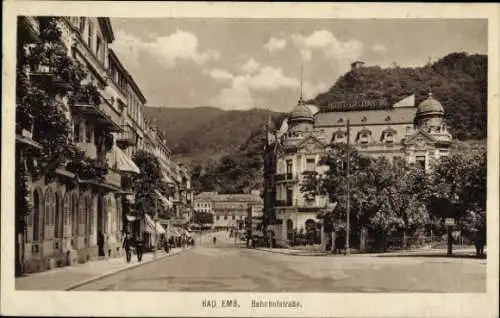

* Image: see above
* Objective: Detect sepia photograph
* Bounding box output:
[2,2,499,317]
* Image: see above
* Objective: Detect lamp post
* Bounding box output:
[345,119,351,255]
[153,194,158,260]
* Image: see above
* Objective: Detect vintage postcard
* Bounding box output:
[1,1,499,317]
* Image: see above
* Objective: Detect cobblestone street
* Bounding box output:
[72,231,486,292]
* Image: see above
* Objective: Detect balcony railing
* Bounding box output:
[275,173,295,182]
[116,126,137,147]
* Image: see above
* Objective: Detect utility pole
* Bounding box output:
[153,195,158,260]
[345,119,351,255]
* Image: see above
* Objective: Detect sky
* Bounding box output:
[109,18,487,112]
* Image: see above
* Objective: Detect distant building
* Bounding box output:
[264,70,453,246]
[193,192,263,229]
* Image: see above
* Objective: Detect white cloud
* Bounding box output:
[303,82,328,99]
[211,65,301,109]
[291,30,363,61]
[372,44,388,54]
[205,68,234,81]
[111,29,220,69]
[241,58,260,74]
[264,37,287,52]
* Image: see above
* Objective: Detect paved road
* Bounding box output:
[73,231,486,292]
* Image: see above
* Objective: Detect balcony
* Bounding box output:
[72,91,122,132]
[116,126,137,148]
[29,66,73,91]
[104,170,121,188]
[275,173,296,183]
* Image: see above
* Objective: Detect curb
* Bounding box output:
[255,248,328,257]
[65,247,194,290]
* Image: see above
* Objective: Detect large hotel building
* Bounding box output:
[263,69,453,246]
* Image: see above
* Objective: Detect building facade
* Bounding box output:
[194,192,263,229]
[264,74,453,246]
[16,17,147,274]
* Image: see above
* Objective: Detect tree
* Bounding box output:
[131,150,170,218]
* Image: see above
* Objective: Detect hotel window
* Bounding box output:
[73,119,80,142]
[232,214,236,220]
[286,187,293,206]
[224,215,228,220]
[85,123,93,143]
[286,159,293,175]
[416,156,426,170]
[96,36,102,61]
[79,17,85,34]
[359,132,370,144]
[306,158,315,172]
[87,21,93,49]
[385,132,394,144]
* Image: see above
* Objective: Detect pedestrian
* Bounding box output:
[97,231,105,257]
[475,226,486,257]
[135,236,144,262]
[213,236,217,246]
[122,233,132,263]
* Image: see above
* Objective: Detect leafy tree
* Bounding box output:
[131,150,171,218]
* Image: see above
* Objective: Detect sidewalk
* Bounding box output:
[16,247,190,291]
[256,247,482,258]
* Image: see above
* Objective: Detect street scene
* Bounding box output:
[13,16,488,294]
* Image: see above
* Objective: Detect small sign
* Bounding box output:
[445,218,455,226]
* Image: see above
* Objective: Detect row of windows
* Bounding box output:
[215,215,244,221]
[27,189,120,243]
[332,130,395,144]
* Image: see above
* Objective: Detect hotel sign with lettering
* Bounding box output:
[325,98,390,111]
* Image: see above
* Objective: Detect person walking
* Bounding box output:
[213,236,217,246]
[122,233,132,263]
[135,236,144,262]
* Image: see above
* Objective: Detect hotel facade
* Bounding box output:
[264,70,453,246]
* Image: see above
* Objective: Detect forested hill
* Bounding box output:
[310,52,487,140]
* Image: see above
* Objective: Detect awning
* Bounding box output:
[144,213,166,235]
[155,190,173,208]
[107,145,140,174]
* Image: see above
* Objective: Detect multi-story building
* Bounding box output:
[264,64,453,246]
[193,192,263,229]
[16,16,145,274]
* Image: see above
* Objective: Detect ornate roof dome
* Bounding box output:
[289,97,314,122]
[417,92,444,116]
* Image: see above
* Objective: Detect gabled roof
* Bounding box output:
[403,128,437,145]
[295,133,327,150]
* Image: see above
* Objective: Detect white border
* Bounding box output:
[2,2,499,317]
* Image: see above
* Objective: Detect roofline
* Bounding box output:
[126,71,147,104]
[108,48,128,77]
[98,18,115,43]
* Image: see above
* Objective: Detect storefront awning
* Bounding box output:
[144,213,166,235]
[155,190,173,208]
[107,145,140,174]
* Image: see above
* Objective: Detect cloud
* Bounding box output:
[111,29,220,70]
[211,65,301,109]
[303,82,328,99]
[205,68,234,81]
[241,58,260,74]
[372,44,388,54]
[264,37,287,52]
[291,30,363,61]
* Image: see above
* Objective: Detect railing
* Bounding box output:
[116,126,137,146]
[105,170,121,187]
[275,173,294,182]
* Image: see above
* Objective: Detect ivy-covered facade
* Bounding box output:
[15,17,142,275]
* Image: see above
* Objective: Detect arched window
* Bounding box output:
[63,193,71,238]
[356,129,371,145]
[54,192,62,239]
[71,193,79,238]
[79,195,86,236]
[32,189,43,242]
[44,188,56,240]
